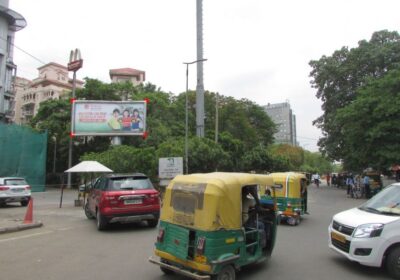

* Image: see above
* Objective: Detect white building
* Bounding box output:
[13,62,84,124]
[0,0,26,123]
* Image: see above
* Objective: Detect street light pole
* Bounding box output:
[183,59,207,174]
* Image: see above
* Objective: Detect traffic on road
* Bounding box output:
[0,174,398,280]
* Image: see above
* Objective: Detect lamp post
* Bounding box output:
[183,59,207,174]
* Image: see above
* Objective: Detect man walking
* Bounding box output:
[364,174,371,199]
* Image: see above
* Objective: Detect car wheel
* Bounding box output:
[84,202,94,219]
[212,265,235,280]
[96,210,108,230]
[147,219,159,228]
[20,199,30,207]
[386,246,400,279]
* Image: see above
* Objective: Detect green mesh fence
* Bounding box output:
[0,123,47,192]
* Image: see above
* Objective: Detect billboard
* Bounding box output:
[72,100,146,136]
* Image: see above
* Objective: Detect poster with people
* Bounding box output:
[72,100,146,136]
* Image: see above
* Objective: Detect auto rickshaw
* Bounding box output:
[267,172,308,226]
[149,172,278,280]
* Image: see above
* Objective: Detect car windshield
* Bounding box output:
[5,179,27,186]
[108,177,153,190]
[359,184,400,216]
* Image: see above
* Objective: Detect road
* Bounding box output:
[0,184,393,280]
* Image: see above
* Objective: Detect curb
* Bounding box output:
[0,221,43,234]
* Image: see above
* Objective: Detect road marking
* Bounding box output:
[0,230,53,243]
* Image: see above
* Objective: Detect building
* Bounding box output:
[13,62,84,124]
[0,0,26,123]
[263,102,297,146]
[109,68,145,85]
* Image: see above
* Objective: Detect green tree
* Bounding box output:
[335,69,400,171]
[81,145,157,178]
[309,30,400,161]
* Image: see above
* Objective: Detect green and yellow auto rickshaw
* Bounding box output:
[149,172,278,280]
[267,172,308,226]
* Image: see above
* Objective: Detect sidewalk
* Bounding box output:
[0,188,81,234]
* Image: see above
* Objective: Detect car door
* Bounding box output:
[88,177,103,214]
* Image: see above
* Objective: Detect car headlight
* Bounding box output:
[353,223,384,238]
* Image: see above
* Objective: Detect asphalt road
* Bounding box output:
[0,184,394,280]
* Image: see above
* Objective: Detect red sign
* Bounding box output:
[68,59,83,71]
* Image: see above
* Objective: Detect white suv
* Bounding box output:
[329,183,400,279]
[0,177,31,206]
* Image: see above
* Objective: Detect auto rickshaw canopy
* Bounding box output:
[161,172,271,231]
[267,172,307,198]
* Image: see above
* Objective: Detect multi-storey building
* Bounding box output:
[0,0,26,123]
[13,62,84,124]
[263,101,297,146]
[109,68,145,85]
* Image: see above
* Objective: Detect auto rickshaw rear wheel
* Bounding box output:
[212,265,235,280]
[160,259,174,275]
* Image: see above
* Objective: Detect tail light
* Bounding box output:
[157,228,165,243]
[147,193,160,203]
[0,186,10,191]
[25,186,31,190]
[196,237,206,255]
[102,194,118,205]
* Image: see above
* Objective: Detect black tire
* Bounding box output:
[386,247,400,279]
[212,265,236,280]
[20,200,29,207]
[147,219,159,228]
[96,210,108,230]
[84,203,95,219]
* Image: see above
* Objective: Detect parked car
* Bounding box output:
[0,177,31,207]
[84,173,160,230]
[328,182,400,279]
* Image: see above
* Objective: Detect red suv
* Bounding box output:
[84,173,160,230]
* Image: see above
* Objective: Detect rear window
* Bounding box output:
[4,179,28,186]
[107,177,153,190]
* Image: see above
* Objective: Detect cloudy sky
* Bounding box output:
[9,0,400,151]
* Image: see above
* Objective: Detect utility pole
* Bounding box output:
[184,59,207,174]
[196,0,205,137]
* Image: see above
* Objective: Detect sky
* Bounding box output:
[9,0,400,152]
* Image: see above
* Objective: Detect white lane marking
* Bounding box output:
[0,230,53,243]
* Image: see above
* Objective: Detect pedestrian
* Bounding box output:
[346,174,354,197]
[326,173,331,187]
[332,174,337,187]
[364,174,371,199]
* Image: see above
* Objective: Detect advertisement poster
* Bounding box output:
[72,101,146,136]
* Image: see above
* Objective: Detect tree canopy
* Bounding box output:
[309,30,400,171]
[30,78,330,184]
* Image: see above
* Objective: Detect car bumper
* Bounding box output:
[328,226,385,267]
[101,210,160,224]
[0,194,30,203]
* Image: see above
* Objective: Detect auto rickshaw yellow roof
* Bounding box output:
[160,172,264,231]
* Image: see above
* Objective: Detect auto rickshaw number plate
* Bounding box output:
[331,231,346,243]
[124,198,142,205]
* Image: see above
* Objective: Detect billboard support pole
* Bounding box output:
[67,49,83,189]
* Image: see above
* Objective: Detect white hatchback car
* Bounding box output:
[329,182,400,279]
[0,177,31,206]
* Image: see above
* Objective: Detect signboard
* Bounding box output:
[159,157,183,179]
[72,100,146,136]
